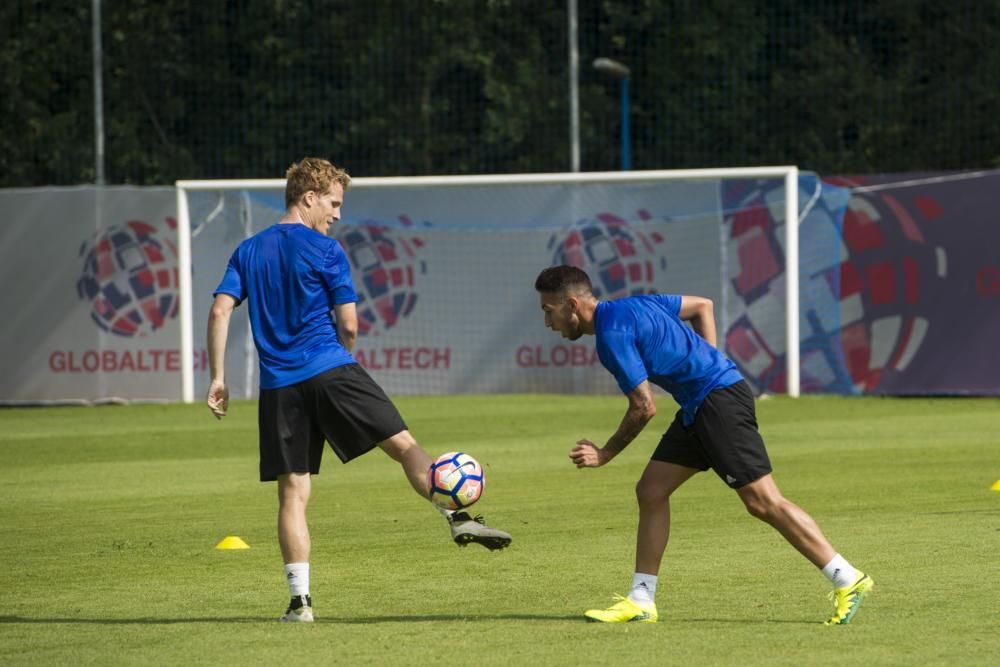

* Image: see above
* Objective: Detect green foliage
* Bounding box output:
[0,0,94,184]
[4,1,1000,185]
[1,395,999,664]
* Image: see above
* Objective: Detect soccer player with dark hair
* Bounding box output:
[534,265,871,625]
[206,157,511,623]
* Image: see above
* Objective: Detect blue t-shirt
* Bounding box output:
[213,223,358,389]
[595,295,744,426]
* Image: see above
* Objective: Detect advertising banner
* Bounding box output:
[3,170,997,403]
[0,187,195,402]
[822,173,1000,394]
[187,179,738,400]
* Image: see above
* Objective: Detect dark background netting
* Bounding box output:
[4,0,999,186]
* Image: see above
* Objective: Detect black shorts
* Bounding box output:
[651,380,772,489]
[257,363,407,482]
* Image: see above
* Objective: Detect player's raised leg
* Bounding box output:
[277,472,314,622]
[378,430,433,498]
[736,474,873,624]
[378,431,512,551]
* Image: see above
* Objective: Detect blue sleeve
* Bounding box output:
[596,329,648,395]
[322,241,358,305]
[663,294,682,317]
[213,251,245,304]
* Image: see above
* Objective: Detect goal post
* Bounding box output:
[175,166,803,403]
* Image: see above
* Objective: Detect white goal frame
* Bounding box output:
[176,166,800,403]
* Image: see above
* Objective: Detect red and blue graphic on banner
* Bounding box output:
[547,211,668,298]
[336,218,427,337]
[828,174,1000,394]
[76,219,179,337]
[723,172,1000,395]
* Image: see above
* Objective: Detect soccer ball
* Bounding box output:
[428,452,485,510]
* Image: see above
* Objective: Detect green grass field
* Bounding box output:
[2,395,998,665]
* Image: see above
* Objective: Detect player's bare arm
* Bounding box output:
[332,302,358,352]
[570,381,657,468]
[206,293,237,418]
[678,295,717,348]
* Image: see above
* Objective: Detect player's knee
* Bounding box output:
[635,478,669,507]
[742,494,780,522]
[378,430,419,460]
[277,472,311,505]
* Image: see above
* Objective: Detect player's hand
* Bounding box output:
[570,439,607,468]
[206,379,229,419]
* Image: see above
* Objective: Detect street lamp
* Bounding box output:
[593,57,631,170]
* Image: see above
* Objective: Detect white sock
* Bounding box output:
[821,554,857,589]
[628,573,657,605]
[284,562,310,598]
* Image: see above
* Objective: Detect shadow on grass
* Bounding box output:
[0,613,582,625]
[676,617,817,626]
[0,613,816,625]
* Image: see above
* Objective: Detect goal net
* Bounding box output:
[177,168,850,402]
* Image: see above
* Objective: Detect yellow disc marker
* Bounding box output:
[215,535,250,550]
[991,480,1000,492]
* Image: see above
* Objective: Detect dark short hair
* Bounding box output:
[534,265,593,294]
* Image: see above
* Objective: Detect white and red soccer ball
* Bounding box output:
[428,452,485,510]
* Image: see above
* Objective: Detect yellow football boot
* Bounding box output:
[825,572,874,625]
[584,595,658,623]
